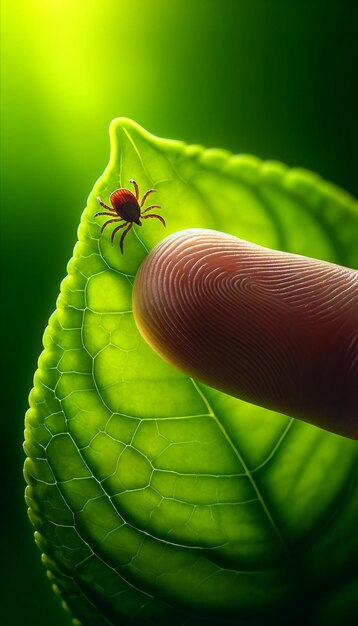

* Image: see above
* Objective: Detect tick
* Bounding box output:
[95,179,166,253]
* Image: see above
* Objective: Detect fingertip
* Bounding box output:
[133,229,358,439]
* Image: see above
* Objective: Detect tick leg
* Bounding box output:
[97,196,115,211]
[141,204,161,214]
[95,211,116,218]
[119,223,133,254]
[111,221,128,244]
[129,179,139,201]
[100,218,124,234]
[142,214,166,227]
[140,188,157,208]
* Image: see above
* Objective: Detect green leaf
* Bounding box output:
[24,119,358,625]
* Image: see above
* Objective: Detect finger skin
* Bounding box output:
[133,229,358,439]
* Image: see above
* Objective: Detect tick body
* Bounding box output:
[95,179,165,253]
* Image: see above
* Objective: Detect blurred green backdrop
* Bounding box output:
[1,1,357,624]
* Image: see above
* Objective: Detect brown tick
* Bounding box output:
[95,179,165,253]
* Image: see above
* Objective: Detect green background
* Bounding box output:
[1,1,357,625]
